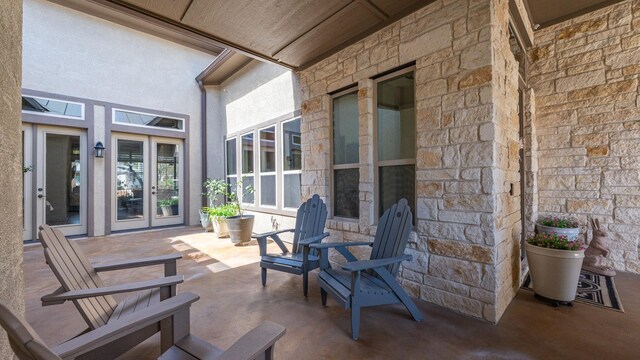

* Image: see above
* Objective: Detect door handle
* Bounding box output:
[38,194,45,199]
[151,191,156,195]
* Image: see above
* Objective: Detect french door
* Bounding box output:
[111,133,184,231]
[22,125,88,240]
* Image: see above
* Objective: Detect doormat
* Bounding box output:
[522,271,624,312]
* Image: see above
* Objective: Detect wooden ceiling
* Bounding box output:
[53,0,626,71]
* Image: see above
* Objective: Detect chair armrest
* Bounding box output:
[217,321,286,360]
[93,253,182,272]
[298,232,330,246]
[310,241,373,249]
[53,292,200,359]
[251,229,294,239]
[41,275,184,305]
[341,255,412,272]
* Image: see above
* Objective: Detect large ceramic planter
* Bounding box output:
[199,209,213,232]
[226,215,254,244]
[525,242,585,302]
[212,217,230,238]
[536,223,580,241]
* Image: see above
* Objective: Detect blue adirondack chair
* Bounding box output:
[253,194,329,296]
[311,198,423,340]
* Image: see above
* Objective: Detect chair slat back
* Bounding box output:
[370,199,413,276]
[0,303,61,360]
[38,225,118,329]
[291,194,327,254]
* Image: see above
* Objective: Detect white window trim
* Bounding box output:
[21,95,86,120]
[112,108,185,132]
[258,124,278,208]
[281,117,302,211]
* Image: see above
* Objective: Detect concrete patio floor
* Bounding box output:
[23,226,640,359]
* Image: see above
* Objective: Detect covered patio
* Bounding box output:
[23,227,640,359]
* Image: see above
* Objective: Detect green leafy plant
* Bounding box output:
[527,233,583,251]
[539,216,579,229]
[203,177,255,217]
[158,197,178,207]
[205,203,239,219]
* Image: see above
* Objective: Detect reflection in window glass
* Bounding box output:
[242,133,254,174]
[334,168,359,218]
[22,96,83,118]
[116,140,144,221]
[333,92,359,165]
[156,143,179,217]
[283,119,301,171]
[377,73,415,161]
[379,165,415,221]
[226,138,237,175]
[260,126,276,172]
[46,134,81,226]
[242,176,254,204]
[284,174,301,208]
[114,109,184,130]
[261,175,276,206]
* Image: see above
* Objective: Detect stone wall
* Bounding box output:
[298,0,525,322]
[529,0,640,273]
[0,0,25,358]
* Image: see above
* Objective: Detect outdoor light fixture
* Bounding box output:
[94,141,105,158]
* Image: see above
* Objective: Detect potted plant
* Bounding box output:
[204,178,255,244]
[525,232,585,305]
[205,203,238,238]
[199,207,214,232]
[536,216,580,241]
[158,197,178,216]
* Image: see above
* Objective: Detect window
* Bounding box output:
[375,70,415,219]
[259,126,277,207]
[113,109,184,131]
[282,118,302,209]
[22,95,84,119]
[241,132,255,204]
[226,138,237,201]
[332,89,359,218]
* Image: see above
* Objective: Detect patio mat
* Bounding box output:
[522,271,624,312]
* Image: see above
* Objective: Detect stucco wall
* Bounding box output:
[22,0,214,225]
[529,0,640,273]
[205,60,301,233]
[0,0,24,357]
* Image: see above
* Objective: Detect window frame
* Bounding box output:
[372,67,417,222]
[112,108,185,132]
[224,137,238,204]
[330,86,360,220]
[240,130,256,206]
[258,124,278,209]
[21,95,85,120]
[281,117,302,211]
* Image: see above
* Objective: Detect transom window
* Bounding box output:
[331,88,359,218]
[375,70,416,219]
[113,109,184,131]
[22,95,84,119]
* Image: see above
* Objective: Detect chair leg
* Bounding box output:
[261,267,267,286]
[321,288,327,306]
[303,269,308,297]
[350,304,360,340]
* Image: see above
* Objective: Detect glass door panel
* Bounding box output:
[22,124,34,240]
[151,138,183,227]
[111,134,149,231]
[35,126,87,236]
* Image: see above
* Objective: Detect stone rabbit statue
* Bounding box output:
[582,218,616,276]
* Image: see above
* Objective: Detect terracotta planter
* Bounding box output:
[536,223,580,241]
[525,242,585,302]
[212,217,230,238]
[226,215,254,244]
[199,210,213,232]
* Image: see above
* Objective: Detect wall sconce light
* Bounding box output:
[94,141,105,158]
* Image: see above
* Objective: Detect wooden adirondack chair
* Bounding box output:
[253,194,329,296]
[1,294,287,360]
[37,225,184,355]
[311,198,423,340]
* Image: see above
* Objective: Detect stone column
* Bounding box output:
[0,0,25,358]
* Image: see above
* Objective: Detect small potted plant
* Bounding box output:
[525,232,585,304]
[536,216,580,241]
[158,197,178,216]
[199,207,214,232]
[206,203,238,238]
[203,178,255,243]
